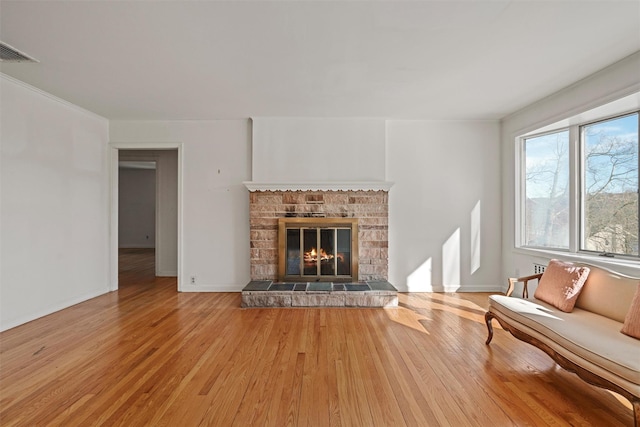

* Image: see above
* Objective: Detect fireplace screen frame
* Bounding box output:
[278,217,358,282]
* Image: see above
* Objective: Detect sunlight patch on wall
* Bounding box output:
[407,257,432,292]
[443,228,460,290]
[471,200,481,275]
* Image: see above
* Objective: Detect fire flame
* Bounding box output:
[304,247,334,263]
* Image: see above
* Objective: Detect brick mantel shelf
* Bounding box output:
[243,181,394,192]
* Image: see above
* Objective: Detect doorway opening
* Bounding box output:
[110,144,182,291]
[118,160,157,286]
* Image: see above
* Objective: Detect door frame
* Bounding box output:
[109,142,184,291]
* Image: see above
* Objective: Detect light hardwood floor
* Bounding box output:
[0,249,633,426]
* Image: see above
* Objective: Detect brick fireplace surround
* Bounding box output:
[242,187,397,308]
[249,190,389,281]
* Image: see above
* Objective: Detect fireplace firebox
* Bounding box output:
[278,218,358,282]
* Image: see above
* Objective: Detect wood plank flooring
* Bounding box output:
[0,249,634,426]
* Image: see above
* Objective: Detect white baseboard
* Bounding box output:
[156,270,177,277]
[0,287,111,332]
[118,244,155,249]
[183,283,244,292]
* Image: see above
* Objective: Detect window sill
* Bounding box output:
[513,247,640,277]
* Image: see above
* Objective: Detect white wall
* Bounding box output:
[250,116,503,291]
[7,51,635,333]
[118,167,156,248]
[109,120,251,291]
[251,118,386,182]
[386,120,502,292]
[1,75,110,331]
[501,52,640,289]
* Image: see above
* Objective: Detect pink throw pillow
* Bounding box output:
[533,259,590,312]
[621,283,640,340]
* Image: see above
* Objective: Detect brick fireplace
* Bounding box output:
[243,120,395,307]
[242,182,398,307]
[248,189,389,282]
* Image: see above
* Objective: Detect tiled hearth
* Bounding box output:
[241,280,398,308]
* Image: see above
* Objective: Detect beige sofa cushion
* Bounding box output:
[533,259,589,312]
[621,284,640,339]
[489,294,640,391]
[574,264,639,322]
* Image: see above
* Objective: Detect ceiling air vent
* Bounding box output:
[0,42,38,62]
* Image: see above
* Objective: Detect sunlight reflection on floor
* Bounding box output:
[383,292,498,334]
[396,292,490,325]
[609,391,633,410]
[383,306,431,334]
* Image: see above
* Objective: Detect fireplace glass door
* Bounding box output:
[279,218,358,282]
[285,227,352,279]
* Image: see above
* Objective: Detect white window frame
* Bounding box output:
[518,128,572,251]
[515,97,640,266]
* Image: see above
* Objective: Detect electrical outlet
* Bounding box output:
[190,276,196,285]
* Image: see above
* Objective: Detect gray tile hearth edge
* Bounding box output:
[241,280,398,308]
[242,280,397,292]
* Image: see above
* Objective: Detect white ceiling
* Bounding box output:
[1,0,639,121]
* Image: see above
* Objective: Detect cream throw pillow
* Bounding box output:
[621,283,640,339]
[533,259,590,312]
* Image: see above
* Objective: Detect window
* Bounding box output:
[523,130,570,249]
[581,114,639,256]
[519,110,639,258]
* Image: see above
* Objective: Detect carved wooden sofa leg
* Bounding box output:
[633,400,639,427]
[485,312,495,345]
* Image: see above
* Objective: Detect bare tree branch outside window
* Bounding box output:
[583,114,639,256]
[522,112,639,257]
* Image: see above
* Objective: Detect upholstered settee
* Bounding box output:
[485,260,640,426]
